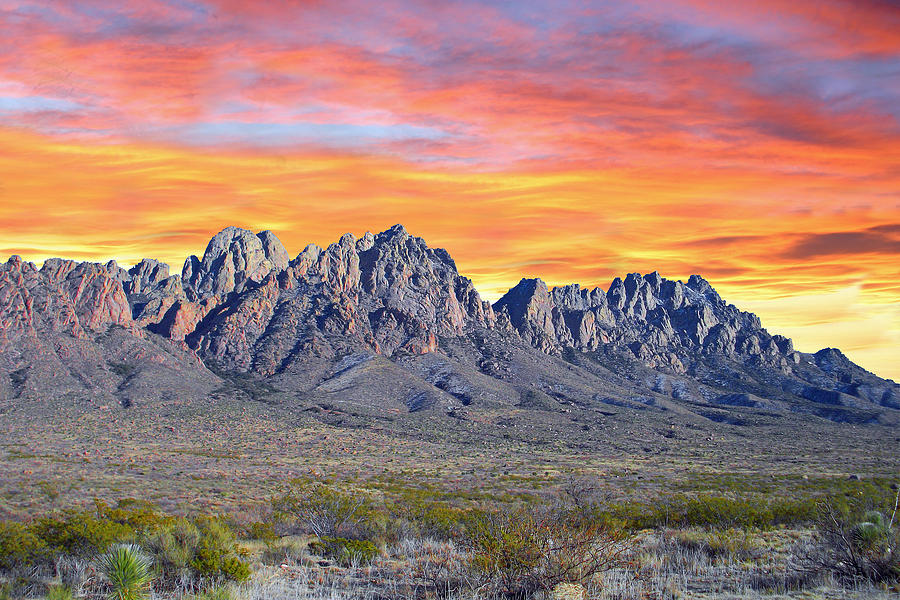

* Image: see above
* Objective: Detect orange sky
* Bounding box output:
[0,0,898,379]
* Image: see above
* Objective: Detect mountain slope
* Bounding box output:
[0,225,896,427]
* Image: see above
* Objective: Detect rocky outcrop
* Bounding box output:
[122,259,186,327]
[186,224,495,372]
[493,272,795,374]
[183,227,290,300]
[124,259,169,295]
[0,256,134,343]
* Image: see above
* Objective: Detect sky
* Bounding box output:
[0,0,898,379]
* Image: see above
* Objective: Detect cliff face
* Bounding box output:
[140,224,494,373]
[0,255,217,406]
[493,273,797,375]
[0,256,134,343]
[0,225,896,424]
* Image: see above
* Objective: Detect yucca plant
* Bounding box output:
[853,510,888,549]
[815,488,900,584]
[98,543,153,600]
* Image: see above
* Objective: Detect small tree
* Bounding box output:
[274,481,370,538]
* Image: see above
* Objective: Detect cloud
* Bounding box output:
[0,1,898,378]
[785,228,900,259]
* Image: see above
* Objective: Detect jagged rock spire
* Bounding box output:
[182,227,289,300]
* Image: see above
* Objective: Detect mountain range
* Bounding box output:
[1,224,897,427]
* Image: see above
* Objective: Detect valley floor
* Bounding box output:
[2,397,898,520]
[2,398,899,600]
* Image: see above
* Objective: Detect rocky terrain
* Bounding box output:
[0,224,897,429]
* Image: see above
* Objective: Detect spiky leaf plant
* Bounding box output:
[98,543,153,600]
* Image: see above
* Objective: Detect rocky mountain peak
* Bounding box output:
[494,278,551,326]
[182,227,290,300]
[177,225,494,372]
[125,259,169,295]
[0,256,133,344]
[686,274,723,304]
[492,271,795,374]
[379,223,409,239]
[1,225,897,425]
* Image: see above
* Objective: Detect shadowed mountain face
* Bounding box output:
[0,225,896,426]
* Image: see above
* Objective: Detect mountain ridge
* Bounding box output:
[0,224,896,427]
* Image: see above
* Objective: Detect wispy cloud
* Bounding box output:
[0,0,897,377]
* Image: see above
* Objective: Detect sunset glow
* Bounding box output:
[1,1,898,378]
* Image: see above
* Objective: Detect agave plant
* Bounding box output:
[97,544,153,600]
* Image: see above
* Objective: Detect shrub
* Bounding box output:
[812,491,899,584]
[97,544,153,600]
[388,496,472,541]
[188,519,251,583]
[3,503,251,592]
[667,527,760,560]
[97,499,171,533]
[217,556,251,582]
[584,493,820,531]
[144,518,201,580]
[0,521,48,569]
[401,538,471,598]
[246,521,278,545]
[144,516,249,586]
[33,511,133,558]
[307,537,378,566]
[274,481,374,538]
[466,506,627,598]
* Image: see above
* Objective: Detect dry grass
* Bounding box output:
[203,531,900,600]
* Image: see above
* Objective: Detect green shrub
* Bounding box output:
[668,527,760,559]
[144,516,249,585]
[217,556,251,582]
[144,517,201,577]
[0,521,48,569]
[21,500,170,562]
[388,496,473,540]
[583,493,821,531]
[246,521,278,545]
[98,544,153,600]
[33,511,133,558]
[97,499,171,533]
[308,537,378,566]
[3,502,252,590]
[854,510,888,548]
[274,481,376,538]
[187,518,250,583]
[466,506,627,598]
